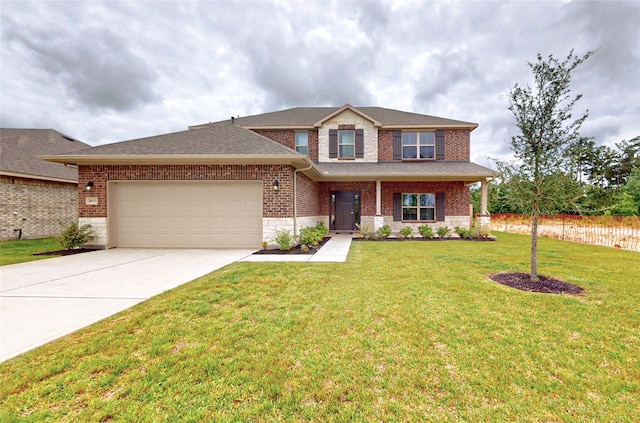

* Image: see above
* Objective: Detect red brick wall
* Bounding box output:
[295,172,319,216]
[378,130,393,161]
[253,129,319,161]
[318,181,377,216]
[381,181,469,216]
[444,129,470,161]
[78,164,297,219]
[378,129,471,161]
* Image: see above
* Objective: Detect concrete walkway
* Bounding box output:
[0,235,353,362]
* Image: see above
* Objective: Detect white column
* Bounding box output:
[481,179,488,215]
[374,180,383,230]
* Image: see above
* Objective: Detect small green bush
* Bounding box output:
[356,223,377,240]
[454,226,471,239]
[274,229,295,251]
[437,226,451,238]
[299,226,323,247]
[57,222,94,250]
[376,224,392,239]
[417,224,434,239]
[398,226,413,240]
[315,221,329,237]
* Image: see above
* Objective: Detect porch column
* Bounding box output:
[374,180,383,230]
[481,179,488,215]
[478,179,491,230]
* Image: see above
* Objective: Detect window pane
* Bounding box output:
[339,131,354,145]
[403,146,417,159]
[419,146,434,159]
[403,207,417,220]
[295,132,308,146]
[296,146,308,155]
[403,194,417,206]
[402,132,417,145]
[340,144,354,158]
[420,208,435,221]
[420,194,435,206]
[420,132,435,145]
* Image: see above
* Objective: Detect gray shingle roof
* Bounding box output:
[0,129,90,181]
[316,161,498,181]
[54,124,301,156]
[194,105,477,128]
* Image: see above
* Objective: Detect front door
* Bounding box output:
[333,191,359,231]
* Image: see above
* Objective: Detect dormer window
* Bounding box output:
[338,130,355,159]
[402,132,435,159]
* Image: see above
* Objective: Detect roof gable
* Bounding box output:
[313,104,382,127]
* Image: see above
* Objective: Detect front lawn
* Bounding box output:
[1,232,638,421]
[0,237,61,266]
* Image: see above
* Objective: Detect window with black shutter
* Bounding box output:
[355,129,364,158]
[436,192,445,221]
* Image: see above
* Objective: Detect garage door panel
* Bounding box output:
[112,181,262,248]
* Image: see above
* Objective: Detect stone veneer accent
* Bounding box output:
[318,109,379,162]
[1,175,78,240]
[78,217,107,248]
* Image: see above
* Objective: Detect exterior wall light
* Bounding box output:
[272,180,279,190]
[84,181,94,192]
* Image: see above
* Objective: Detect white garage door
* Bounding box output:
[110,181,262,248]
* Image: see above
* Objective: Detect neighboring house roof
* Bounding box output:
[0,129,90,183]
[191,105,478,130]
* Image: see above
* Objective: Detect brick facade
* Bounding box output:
[1,175,78,240]
[295,172,319,217]
[78,164,297,219]
[253,129,319,162]
[318,181,377,216]
[381,181,470,216]
[444,129,471,161]
[377,130,394,161]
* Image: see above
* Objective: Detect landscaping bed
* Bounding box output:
[488,272,584,295]
[253,237,331,255]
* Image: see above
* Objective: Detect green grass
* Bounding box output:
[0,237,61,266]
[1,232,638,421]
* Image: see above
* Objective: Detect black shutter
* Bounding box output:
[436,192,445,221]
[435,130,445,160]
[355,129,364,158]
[393,193,402,221]
[329,129,338,158]
[392,131,402,160]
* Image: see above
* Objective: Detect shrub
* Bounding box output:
[315,221,329,237]
[299,226,323,247]
[417,224,434,239]
[57,222,94,250]
[398,226,413,240]
[454,226,471,239]
[474,225,493,239]
[376,224,392,239]
[356,223,377,240]
[437,226,451,238]
[274,229,295,251]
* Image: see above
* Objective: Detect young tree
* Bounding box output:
[498,50,594,280]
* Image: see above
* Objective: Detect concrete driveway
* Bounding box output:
[0,248,255,362]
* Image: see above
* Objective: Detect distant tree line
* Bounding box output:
[473,136,640,216]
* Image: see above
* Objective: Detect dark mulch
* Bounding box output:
[488,272,584,295]
[34,248,100,257]
[253,237,331,255]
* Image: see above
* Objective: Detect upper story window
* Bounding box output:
[339,130,355,159]
[402,131,435,159]
[295,132,308,155]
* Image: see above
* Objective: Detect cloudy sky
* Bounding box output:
[1,0,639,166]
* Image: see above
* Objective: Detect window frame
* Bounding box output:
[295,131,308,155]
[338,129,355,159]
[401,131,435,160]
[401,193,436,222]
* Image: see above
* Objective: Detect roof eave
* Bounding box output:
[0,170,78,184]
[317,172,496,182]
[381,123,478,130]
[38,154,308,166]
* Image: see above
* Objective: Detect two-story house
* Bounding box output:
[42,105,497,249]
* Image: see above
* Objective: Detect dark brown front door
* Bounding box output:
[334,191,359,231]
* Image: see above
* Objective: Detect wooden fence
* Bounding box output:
[490,214,640,252]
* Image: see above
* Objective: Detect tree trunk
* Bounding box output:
[530,210,539,281]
